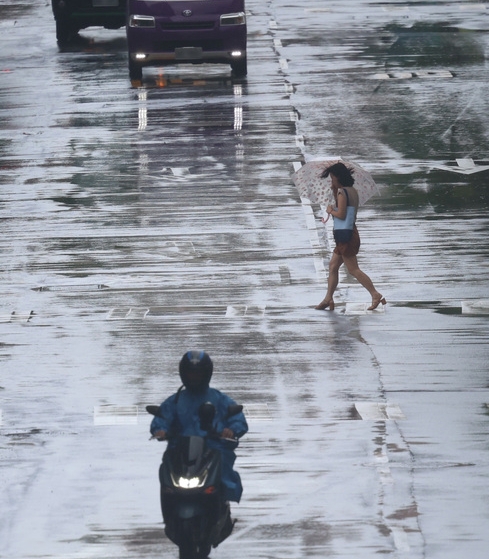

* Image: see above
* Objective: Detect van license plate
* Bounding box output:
[92,0,118,6]
[175,47,203,60]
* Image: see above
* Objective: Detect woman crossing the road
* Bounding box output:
[315,162,386,312]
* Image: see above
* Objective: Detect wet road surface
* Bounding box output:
[1,1,489,558]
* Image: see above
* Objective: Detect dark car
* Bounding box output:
[51,0,126,45]
[126,0,247,81]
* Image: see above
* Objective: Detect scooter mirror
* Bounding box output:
[198,402,216,432]
[226,404,243,418]
[146,405,161,417]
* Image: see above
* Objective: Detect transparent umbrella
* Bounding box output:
[292,159,380,208]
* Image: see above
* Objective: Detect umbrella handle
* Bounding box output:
[321,214,330,224]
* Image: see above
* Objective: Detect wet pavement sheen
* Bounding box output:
[1,1,489,558]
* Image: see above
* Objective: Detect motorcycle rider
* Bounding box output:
[150,350,248,503]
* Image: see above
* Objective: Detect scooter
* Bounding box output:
[146,402,243,559]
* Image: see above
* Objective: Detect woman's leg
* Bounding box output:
[316,252,343,309]
[342,254,384,305]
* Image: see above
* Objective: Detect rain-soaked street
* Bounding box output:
[1,1,489,558]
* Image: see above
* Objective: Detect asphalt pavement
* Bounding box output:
[1,1,489,559]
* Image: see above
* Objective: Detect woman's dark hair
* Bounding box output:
[321,162,355,187]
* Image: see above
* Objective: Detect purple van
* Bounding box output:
[126,1,247,81]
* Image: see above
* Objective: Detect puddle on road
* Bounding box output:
[66,525,170,556]
[0,3,36,19]
[386,504,420,521]
[393,300,489,316]
[383,21,486,66]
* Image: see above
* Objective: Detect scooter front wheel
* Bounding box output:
[178,518,211,559]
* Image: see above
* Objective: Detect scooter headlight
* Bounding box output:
[171,472,207,489]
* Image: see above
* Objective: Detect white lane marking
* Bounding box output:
[92,403,270,427]
[461,299,489,314]
[243,403,272,420]
[107,308,150,320]
[391,526,411,552]
[355,402,406,420]
[459,3,488,10]
[225,305,266,317]
[33,284,108,292]
[416,69,453,78]
[373,71,414,80]
[0,311,34,323]
[284,83,294,95]
[300,200,327,281]
[161,167,191,177]
[385,404,406,420]
[378,464,394,485]
[345,302,386,314]
[434,159,489,175]
[371,70,452,80]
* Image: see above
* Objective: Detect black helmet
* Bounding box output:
[179,350,213,393]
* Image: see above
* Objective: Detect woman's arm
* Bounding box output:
[327,188,347,220]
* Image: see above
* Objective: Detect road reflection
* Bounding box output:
[133,75,248,189]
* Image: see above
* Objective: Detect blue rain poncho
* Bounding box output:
[150,387,248,502]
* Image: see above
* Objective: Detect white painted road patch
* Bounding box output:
[93,405,139,425]
[371,70,453,80]
[107,308,150,320]
[355,402,406,420]
[434,158,489,175]
[226,305,266,317]
[461,300,489,314]
[243,403,273,420]
[345,302,386,315]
